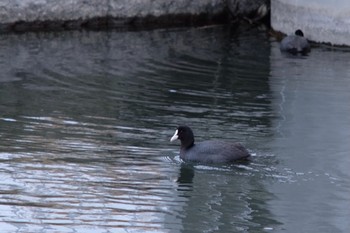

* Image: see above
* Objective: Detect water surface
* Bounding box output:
[0,25,350,232]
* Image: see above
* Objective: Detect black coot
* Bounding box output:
[280,29,310,55]
[170,126,250,163]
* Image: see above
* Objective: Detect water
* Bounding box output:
[0,25,349,233]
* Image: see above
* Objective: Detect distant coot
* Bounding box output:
[170,126,250,163]
[280,29,310,55]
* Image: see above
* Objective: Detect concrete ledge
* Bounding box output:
[0,0,269,33]
[0,0,227,32]
[0,0,225,22]
[271,0,350,46]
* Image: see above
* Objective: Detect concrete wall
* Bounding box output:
[0,0,268,32]
[0,0,226,31]
[271,0,350,46]
[0,0,225,23]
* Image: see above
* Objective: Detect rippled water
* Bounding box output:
[1,25,350,233]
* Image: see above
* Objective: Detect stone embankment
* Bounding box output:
[0,0,269,32]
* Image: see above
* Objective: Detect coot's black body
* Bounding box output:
[280,29,310,55]
[170,126,250,163]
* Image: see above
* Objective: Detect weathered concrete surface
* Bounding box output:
[271,0,350,46]
[0,0,225,22]
[0,0,269,32]
[0,0,226,31]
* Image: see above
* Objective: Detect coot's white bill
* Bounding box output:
[170,130,178,142]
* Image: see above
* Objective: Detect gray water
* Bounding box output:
[0,25,349,233]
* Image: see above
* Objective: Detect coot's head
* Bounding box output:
[170,125,194,149]
[295,29,304,37]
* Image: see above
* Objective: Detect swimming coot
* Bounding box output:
[170,126,250,163]
[280,29,310,55]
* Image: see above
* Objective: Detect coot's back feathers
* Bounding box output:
[280,29,310,55]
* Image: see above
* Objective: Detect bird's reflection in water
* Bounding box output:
[176,164,194,187]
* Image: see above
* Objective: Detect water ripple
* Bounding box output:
[2,24,349,233]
